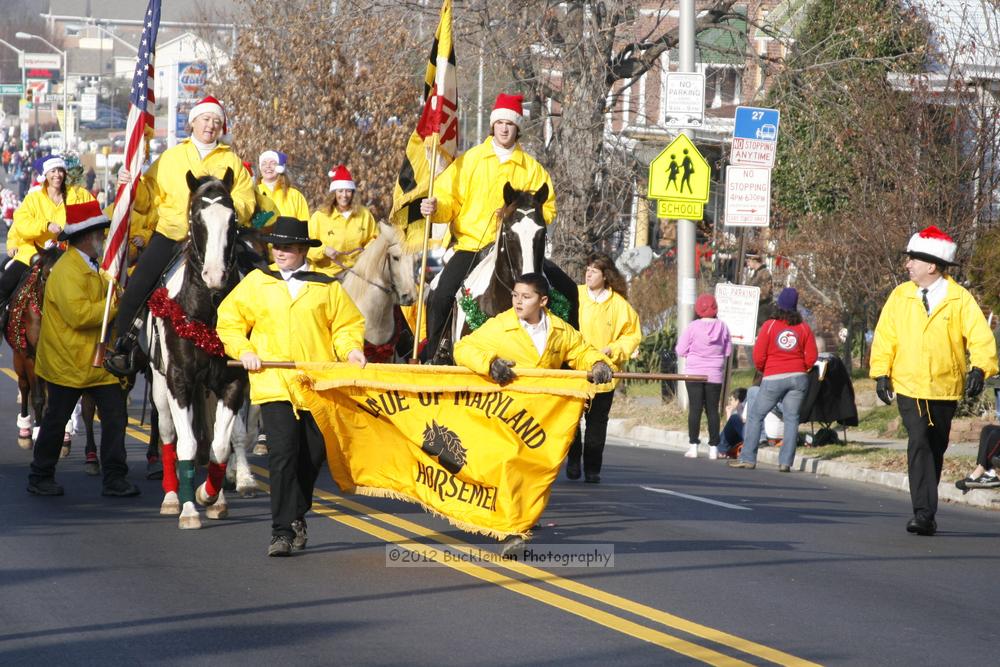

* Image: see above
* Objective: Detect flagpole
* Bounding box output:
[92,219,128,367]
[411,131,440,362]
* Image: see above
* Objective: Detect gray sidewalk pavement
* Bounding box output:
[605,417,1000,511]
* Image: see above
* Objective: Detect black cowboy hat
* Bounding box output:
[260,217,321,247]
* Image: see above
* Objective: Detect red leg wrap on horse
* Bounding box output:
[205,462,227,498]
[162,443,178,494]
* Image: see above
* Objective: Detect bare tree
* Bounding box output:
[213,0,424,218]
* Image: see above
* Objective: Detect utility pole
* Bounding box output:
[675,0,697,409]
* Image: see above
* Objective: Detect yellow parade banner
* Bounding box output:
[295,363,596,539]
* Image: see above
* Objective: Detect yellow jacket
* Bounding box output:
[307,205,378,275]
[258,182,310,220]
[216,265,366,409]
[430,137,556,252]
[454,308,608,376]
[577,285,642,368]
[36,249,119,388]
[133,140,255,242]
[870,277,998,400]
[10,186,94,265]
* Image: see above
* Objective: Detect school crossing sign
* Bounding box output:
[647,134,711,220]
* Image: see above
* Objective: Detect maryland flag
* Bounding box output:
[390,0,458,229]
[296,363,595,539]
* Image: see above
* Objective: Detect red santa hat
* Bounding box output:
[58,200,111,241]
[905,225,958,266]
[328,164,355,192]
[490,93,524,129]
[188,95,227,133]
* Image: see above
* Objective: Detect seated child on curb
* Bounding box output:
[718,388,747,459]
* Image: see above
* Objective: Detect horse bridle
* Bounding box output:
[342,238,404,299]
[494,205,541,293]
[187,194,239,278]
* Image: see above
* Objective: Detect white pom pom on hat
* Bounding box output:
[490,93,524,129]
[328,164,355,191]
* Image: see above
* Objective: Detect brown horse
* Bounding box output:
[4,247,62,449]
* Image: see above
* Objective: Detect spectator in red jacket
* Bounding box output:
[730,287,817,472]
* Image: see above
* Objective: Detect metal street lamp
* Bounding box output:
[16,31,69,150]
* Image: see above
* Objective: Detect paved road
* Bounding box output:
[1,361,998,665]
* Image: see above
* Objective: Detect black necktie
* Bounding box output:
[89,256,100,270]
[921,288,930,315]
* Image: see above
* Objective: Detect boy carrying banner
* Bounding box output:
[453,272,613,553]
[216,217,367,557]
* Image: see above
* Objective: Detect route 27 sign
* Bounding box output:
[730,106,780,168]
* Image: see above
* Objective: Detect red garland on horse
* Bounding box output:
[147,287,225,357]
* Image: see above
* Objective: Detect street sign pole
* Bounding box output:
[676,0,696,410]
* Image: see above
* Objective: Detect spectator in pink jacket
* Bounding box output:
[676,294,732,459]
[730,287,818,472]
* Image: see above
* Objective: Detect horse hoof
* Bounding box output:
[195,482,219,507]
[17,435,32,450]
[205,503,229,520]
[60,445,71,459]
[160,491,181,516]
[146,460,164,480]
[178,504,201,529]
[252,443,268,456]
[84,462,100,476]
[237,477,257,498]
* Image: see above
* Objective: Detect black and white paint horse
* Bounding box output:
[149,169,251,529]
[433,183,550,357]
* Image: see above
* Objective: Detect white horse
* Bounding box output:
[340,221,418,356]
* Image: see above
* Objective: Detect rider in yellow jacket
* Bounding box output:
[29,200,138,498]
[256,150,309,220]
[215,217,366,557]
[308,164,378,276]
[1,157,94,312]
[105,97,255,376]
[419,93,576,361]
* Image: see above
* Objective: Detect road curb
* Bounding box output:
[605,418,1000,511]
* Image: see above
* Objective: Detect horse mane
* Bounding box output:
[348,230,392,283]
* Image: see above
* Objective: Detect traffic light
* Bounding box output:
[25,88,33,107]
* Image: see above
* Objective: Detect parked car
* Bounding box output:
[39,131,64,151]
[80,105,127,130]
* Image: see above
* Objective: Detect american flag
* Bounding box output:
[101,0,161,283]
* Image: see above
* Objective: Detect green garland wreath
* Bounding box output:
[459,287,572,331]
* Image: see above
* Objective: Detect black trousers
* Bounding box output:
[260,402,327,539]
[976,425,1000,470]
[897,394,956,520]
[686,381,723,446]
[424,251,581,359]
[425,250,478,359]
[0,259,28,303]
[113,232,179,341]
[567,390,615,475]
[29,382,129,486]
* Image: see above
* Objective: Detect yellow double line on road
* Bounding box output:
[1,368,814,664]
[253,465,818,667]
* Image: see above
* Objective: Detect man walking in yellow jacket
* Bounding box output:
[28,201,140,498]
[216,217,366,557]
[871,226,998,535]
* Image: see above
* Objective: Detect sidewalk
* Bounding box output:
[605,417,1000,512]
